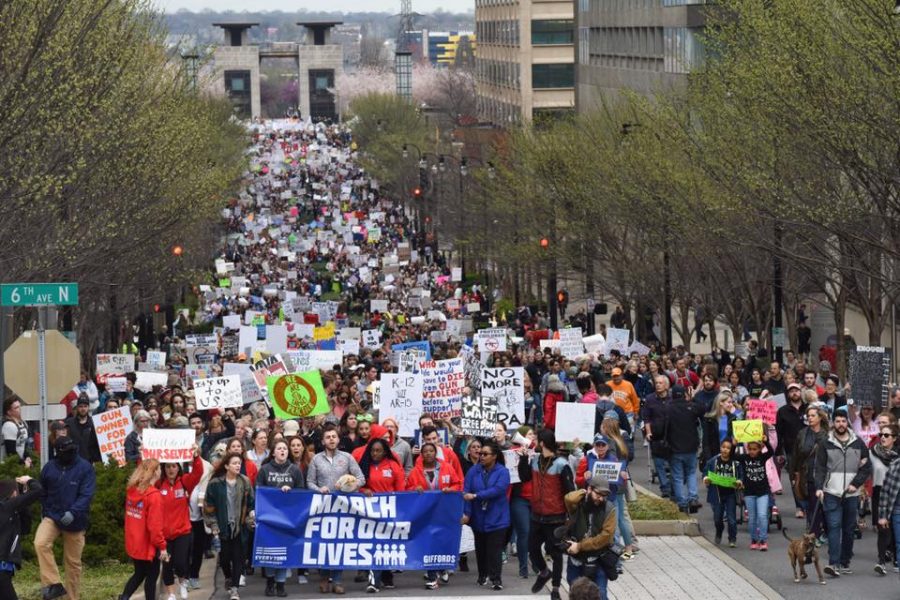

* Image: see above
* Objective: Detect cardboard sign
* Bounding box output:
[379,373,424,437]
[222,362,263,405]
[92,407,133,466]
[558,328,584,359]
[266,371,330,419]
[460,394,498,436]
[476,328,507,353]
[193,375,244,410]
[363,329,382,350]
[106,376,127,393]
[96,354,135,378]
[732,419,765,443]
[591,460,624,484]
[746,399,777,425]
[481,367,525,428]
[555,403,596,443]
[146,350,167,371]
[417,358,465,419]
[134,371,168,392]
[141,428,194,463]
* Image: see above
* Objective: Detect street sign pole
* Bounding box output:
[37,307,49,467]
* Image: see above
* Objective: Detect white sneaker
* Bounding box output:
[298,574,308,584]
[166,594,177,600]
[238,575,246,587]
[179,581,189,599]
[229,587,240,600]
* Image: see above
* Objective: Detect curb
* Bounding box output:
[632,482,701,536]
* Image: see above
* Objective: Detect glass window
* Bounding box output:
[532,63,575,89]
[532,20,574,45]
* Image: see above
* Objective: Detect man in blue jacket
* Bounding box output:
[35,436,96,600]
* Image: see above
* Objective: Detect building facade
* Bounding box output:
[474,0,575,125]
[576,0,708,112]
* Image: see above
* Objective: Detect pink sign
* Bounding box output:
[746,399,777,425]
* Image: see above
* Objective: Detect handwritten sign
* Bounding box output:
[92,407,133,466]
[286,350,343,373]
[379,373,424,437]
[141,428,194,463]
[193,375,244,410]
[146,350,167,371]
[746,399,777,425]
[476,328,507,353]
[96,354,135,378]
[732,419,765,443]
[706,471,738,488]
[106,377,127,393]
[481,367,525,427]
[558,328,584,359]
[222,362,263,405]
[370,299,389,313]
[135,371,168,392]
[417,358,465,419]
[460,394,498,437]
[605,328,630,353]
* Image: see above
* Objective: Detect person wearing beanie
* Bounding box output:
[543,375,566,431]
[35,436,96,600]
[0,475,42,599]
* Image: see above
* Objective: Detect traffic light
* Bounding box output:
[557,289,569,315]
[540,238,549,249]
[419,166,428,192]
[413,187,422,198]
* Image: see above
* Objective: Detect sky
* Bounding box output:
[153,0,472,13]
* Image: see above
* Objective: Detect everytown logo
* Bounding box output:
[256,495,412,567]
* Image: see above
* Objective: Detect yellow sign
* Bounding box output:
[732,419,765,443]
[313,322,336,341]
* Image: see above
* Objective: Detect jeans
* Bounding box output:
[823,493,859,567]
[652,456,672,498]
[745,494,770,543]
[669,452,699,509]
[615,494,632,546]
[266,567,287,583]
[566,558,608,600]
[892,508,900,576]
[509,497,531,576]
[712,491,737,542]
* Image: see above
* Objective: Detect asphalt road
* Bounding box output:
[628,440,900,600]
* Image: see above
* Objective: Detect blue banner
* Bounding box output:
[392,340,432,360]
[252,489,463,571]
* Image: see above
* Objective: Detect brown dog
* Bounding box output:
[783,529,825,584]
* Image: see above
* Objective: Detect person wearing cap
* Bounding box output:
[606,368,639,427]
[815,408,872,577]
[65,395,101,464]
[35,436,96,600]
[776,382,809,518]
[561,474,617,599]
[518,429,575,600]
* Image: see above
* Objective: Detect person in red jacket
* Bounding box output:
[351,424,392,464]
[358,438,405,593]
[406,443,462,493]
[157,446,203,600]
[413,426,464,483]
[121,458,168,600]
[543,375,566,430]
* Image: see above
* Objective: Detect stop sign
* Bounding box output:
[4,330,81,404]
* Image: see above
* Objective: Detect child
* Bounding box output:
[737,436,776,551]
[0,475,43,599]
[703,439,742,547]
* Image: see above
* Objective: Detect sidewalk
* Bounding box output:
[564,535,782,600]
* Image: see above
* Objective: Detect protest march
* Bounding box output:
[3,115,900,600]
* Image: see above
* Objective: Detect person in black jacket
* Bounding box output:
[666,385,705,513]
[775,383,807,518]
[64,396,101,463]
[0,475,43,599]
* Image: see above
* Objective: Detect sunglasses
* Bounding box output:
[479,451,495,457]
[880,433,895,438]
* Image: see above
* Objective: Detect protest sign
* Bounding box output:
[223,315,242,330]
[503,449,521,484]
[363,329,382,350]
[286,350,343,373]
[849,346,892,413]
[392,341,431,361]
[460,395,498,437]
[183,364,210,382]
[481,367,525,428]
[706,471,738,488]
[379,373,424,437]
[239,325,258,355]
[141,428,194,463]
[337,327,361,341]
[582,334,606,354]
[106,376,127,393]
[146,350,167,371]
[605,328,630,352]
[250,355,291,395]
[134,371,168,392]
[555,403,596,442]
[417,358,465,419]
[186,344,217,365]
[186,334,217,347]
[732,419,765,443]
[338,338,360,356]
[459,525,475,554]
[746,399,777,425]
[193,375,244,410]
[222,362,264,405]
[370,299,389,313]
[459,345,483,390]
[625,341,651,356]
[476,328,506,353]
[267,371,331,420]
[451,267,462,282]
[558,328,584,359]
[96,354,134,380]
[466,302,481,313]
[266,325,289,355]
[591,460,624,484]
[252,489,463,571]
[92,407,132,466]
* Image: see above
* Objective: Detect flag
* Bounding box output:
[266,371,330,419]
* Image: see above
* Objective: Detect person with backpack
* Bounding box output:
[703,439,742,547]
[0,475,42,599]
[561,474,617,600]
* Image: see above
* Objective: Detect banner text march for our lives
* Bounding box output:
[253,489,463,571]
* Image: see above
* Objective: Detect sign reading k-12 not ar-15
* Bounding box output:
[1,283,79,306]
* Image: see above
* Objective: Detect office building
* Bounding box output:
[474,0,575,125]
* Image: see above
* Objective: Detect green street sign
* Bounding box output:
[1,283,79,306]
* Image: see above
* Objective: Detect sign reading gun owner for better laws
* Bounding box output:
[92,407,133,466]
[253,488,463,571]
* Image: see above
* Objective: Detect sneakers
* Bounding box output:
[824,565,840,578]
[189,578,201,590]
[840,566,853,575]
[550,589,562,600]
[728,540,736,548]
[622,551,635,561]
[750,542,759,550]
[874,563,886,576]
[42,584,68,600]
[179,580,189,600]
[501,551,508,564]
[477,576,489,586]
[297,574,308,584]
[265,578,276,597]
[366,583,380,593]
[229,587,241,600]
[492,581,504,591]
[531,570,552,593]
[275,582,287,598]
[239,575,246,587]
[758,542,768,552]
[439,571,450,584]
[714,534,722,546]
[425,580,439,590]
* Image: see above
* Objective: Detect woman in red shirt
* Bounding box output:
[121,459,168,600]
[157,447,203,600]
[358,438,405,593]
